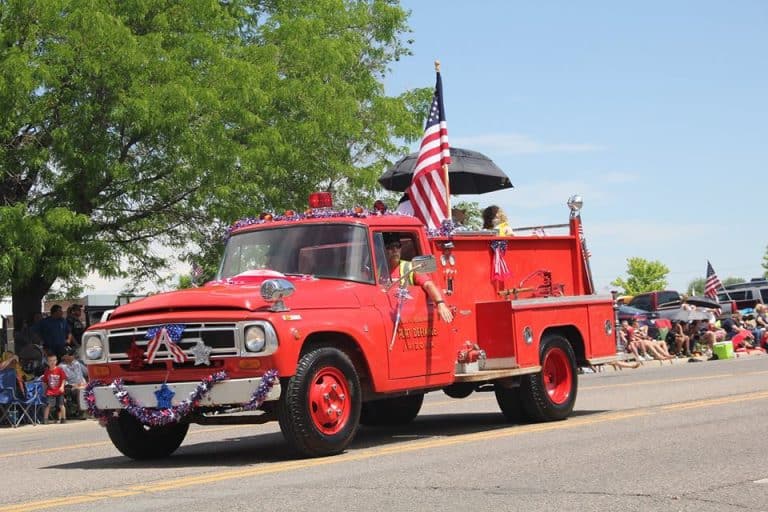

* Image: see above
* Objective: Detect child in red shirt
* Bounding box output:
[43,354,67,424]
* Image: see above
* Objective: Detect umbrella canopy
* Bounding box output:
[658,308,711,322]
[378,147,513,194]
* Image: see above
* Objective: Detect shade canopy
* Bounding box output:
[378,147,513,194]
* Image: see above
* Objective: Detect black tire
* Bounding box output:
[519,335,578,422]
[494,384,529,423]
[360,393,424,426]
[277,347,361,457]
[106,411,189,460]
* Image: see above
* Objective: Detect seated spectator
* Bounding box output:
[59,346,88,419]
[629,319,674,361]
[755,304,768,348]
[671,320,690,357]
[722,311,755,349]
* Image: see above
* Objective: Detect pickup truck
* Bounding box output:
[627,290,727,318]
[717,280,768,311]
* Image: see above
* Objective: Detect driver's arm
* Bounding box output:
[421,280,453,323]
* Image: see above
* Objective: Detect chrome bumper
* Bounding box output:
[80,376,282,410]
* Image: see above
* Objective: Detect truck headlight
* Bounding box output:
[244,326,266,352]
[84,334,104,360]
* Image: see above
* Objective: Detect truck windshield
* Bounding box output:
[219,224,373,284]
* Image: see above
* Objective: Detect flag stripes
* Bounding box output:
[704,260,724,299]
[408,70,451,230]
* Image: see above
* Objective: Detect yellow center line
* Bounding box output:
[0,424,254,459]
[2,397,755,512]
[582,373,733,390]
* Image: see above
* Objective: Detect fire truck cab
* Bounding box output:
[81,196,617,459]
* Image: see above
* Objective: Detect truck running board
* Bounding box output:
[453,366,542,383]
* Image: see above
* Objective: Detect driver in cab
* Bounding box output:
[383,233,453,323]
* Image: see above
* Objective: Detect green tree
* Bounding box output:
[0,0,427,324]
[686,278,705,296]
[610,257,669,295]
[763,244,768,278]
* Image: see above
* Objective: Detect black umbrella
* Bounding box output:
[378,147,513,194]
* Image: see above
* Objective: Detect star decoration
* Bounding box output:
[127,341,145,370]
[190,340,213,366]
[154,383,175,409]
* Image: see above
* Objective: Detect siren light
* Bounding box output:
[309,192,333,209]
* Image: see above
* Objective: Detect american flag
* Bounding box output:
[704,260,724,299]
[146,326,188,364]
[408,68,451,230]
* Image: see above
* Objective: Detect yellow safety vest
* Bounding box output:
[399,260,415,286]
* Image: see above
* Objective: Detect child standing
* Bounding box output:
[42,354,67,424]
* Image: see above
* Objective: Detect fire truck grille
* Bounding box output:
[106,323,239,363]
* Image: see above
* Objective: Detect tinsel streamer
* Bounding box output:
[426,218,456,238]
[84,370,230,427]
[490,240,512,282]
[242,369,280,410]
[225,208,376,240]
[389,287,412,351]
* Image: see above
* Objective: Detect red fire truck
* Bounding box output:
[80,194,617,459]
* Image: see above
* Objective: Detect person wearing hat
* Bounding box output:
[382,233,453,323]
[59,345,88,419]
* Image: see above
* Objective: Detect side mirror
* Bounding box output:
[410,255,437,274]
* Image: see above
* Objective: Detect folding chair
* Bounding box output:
[0,369,27,427]
[24,379,47,425]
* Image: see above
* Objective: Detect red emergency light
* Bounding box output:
[309,192,333,209]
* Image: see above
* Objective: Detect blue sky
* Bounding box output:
[387,0,768,292]
[85,1,767,295]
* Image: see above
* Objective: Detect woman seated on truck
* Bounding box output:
[482,205,514,236]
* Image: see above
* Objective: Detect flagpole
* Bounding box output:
[435,60,451,218]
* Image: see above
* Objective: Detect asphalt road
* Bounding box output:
[2,356,767,512]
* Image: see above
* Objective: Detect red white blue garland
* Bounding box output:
[84,369,280,427]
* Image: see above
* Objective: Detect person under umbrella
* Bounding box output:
[482,205,513,236]
[395,193,413,215]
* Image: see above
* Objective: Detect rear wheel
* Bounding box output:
[106,411,189,460]
[360,394,424,426]
[519,335,577,422]
[278,347,361,457]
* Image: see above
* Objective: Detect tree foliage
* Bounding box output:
[763,244,768,278]
[0,0,428,323]
[611,257,669,295]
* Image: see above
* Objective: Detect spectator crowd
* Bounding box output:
[0,303,88,426]
[615,304,767,367]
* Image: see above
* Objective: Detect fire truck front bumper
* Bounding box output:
[80,376,282,411]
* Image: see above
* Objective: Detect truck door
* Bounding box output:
[373,231,449,380]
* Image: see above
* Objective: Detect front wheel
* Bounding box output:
[106,411,189,460]
[519,335,577,422]
[278,347,361,457]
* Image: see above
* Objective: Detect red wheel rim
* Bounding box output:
[542,347,572,405]
[307,367,351,435]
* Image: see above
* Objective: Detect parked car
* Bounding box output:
[627,290,723,318]
[617,304,658,324]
